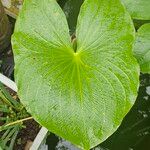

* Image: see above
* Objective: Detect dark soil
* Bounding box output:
[14,119,40,150]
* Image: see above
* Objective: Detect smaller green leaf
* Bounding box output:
[121,0,150,20]
[134,23,150,74]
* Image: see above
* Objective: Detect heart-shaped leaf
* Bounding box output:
[121,0,150,20]
[12,0,139,149]
[134,23,150,74]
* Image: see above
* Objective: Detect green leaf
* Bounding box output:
[134,23,150,74]
[121,0,150,20]
[12,0,139,149]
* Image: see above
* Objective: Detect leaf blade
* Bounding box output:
[121,0,150,20]
[12,0,139,149]
[134,23,150,74]
[13,0,72,50]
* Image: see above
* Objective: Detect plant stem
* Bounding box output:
[4,117,33,128]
